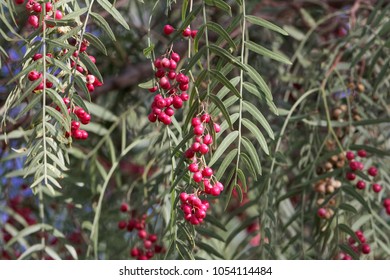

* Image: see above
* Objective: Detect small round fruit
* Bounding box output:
[163,24,175,35]
[357,149,367,157]
[317,208,327,218]
[182,27,191,37]
[356,180,366,190]
[361,243,370,254]
[372,183,382,193]
[367,166,378,177]
[346,151,355,161]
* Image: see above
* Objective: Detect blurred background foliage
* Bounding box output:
[0,0,389,260]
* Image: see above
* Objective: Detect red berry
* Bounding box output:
[191,30,198,38]
[386,206,390,215]
[118,221,127,230]
[191,117,201,127]
[164,107,175,117]
[33,3,42,13]
[193,172,203,183]
[179,192,188,203]
[203,134,213,145]
[193,125,204,136]
[168,71,176,80]
[357,149,367,157]
[346,151,355,161]
[55,10,63,20]
[317,208,327,218]
[15,0,24,4]
[144,240,152,249]
[149,86,158,93]
[46,2,53,12]
[182,27,191,37]
[148,234,158,243]
[148,113,157,122]
[159,77,170,90]
[201,113,211,123]
[349,161,360,171]
[188,163,199,173]
[210,186,221,196]
[172,96,183,109]
[361,243,370,254]
[28,70,40,81]
[73,130,83,140]
[180,92,189,101]
[356,180,366,190]
[213,123,221,133]
[163,24,175,35]
[138,230,147,239]
[71,121,80,131]
[130,248,139,257]
[383,198,390,208]
[161,58,170,68]
[202,167,213,177]
[346,172,356,181]
[171,52,180,62]
[367,166,378,177]
[28,15,39,29]
[179,83,189,91]
[89,55,96,63]
[81,130,88,140]
[33,53,43,61]
[372,183,382,193]
[169,60,177,70]
[81,114,91,125]
[199,144,209,155]
[120,203,129,212]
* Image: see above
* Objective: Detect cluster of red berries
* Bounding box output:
[148,51,189,125]
[163,24,198,38]
[179,115,224,225]
[117,203,165,260]
[339,230,371,260]
[345,149,382,192]
[18,0,63,29]
[57,98,90,140]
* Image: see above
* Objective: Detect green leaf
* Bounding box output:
[7,60,39,85]
[62,7,89,20]
[138,79,155,89]
[339,244,359,260]
[241,137,262,174]
[209,69,241,98]
[90,12,116,41]
[46,106,69,131]
[299,8,316,28]
[206,22,236,50]
[243,101,274,139]
[18,244,45,260]
[83,32,107,55]
[244,64,272,101]
[338,223,361,244]
[204,0,231,15]
[341,185,370,212]
[209,131,239,167]
[245,41,291,65]
[208,44,246,70]
[196,227,225,242]
[339,203,358,214]
[225,215,258,246]
[245,15,288,35]
[215,148,238,180]
[197,241,225,259]
[15,93,41,121]
[209,94,233,130]
[242,118,269,155]
[74,75,90,96]
[97,0,130,30]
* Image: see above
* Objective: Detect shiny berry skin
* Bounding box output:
[191,30,198,38]
[200,114,211,123]
[33,3,42,12]
[118,221,127,230]
[191,117,201,127]
[357,149,367,157]
[28,70,40,81]
[130,248,139,257]
[193,172,203,183]
[182,27,191,37]
[148,113,157,122]
[171,52,180,62]
[46,2,53,12]
[180,92,189,101]
[372,183,382,193]
[367,166,378,177]
[163,24,175,35]
[172,96,183,109]
[188,163,198,173]
[356,180,366,190]
[28,15,39,29]
[361,244,370,254]
[120,203,129,212]
[203,134,213,145]
[193,125,204,136]
[179,192,188,203]
[346,151,355,161]
[202,167,213,177]
[199,144,209,155]
[55,10,63,20]
[138,230,147,239]
[383,198,390,208]
[349,161,360,171]
[213,123,221,133]
[148,234,158,243]
[346,172,356,181]
[317,208,327,218]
